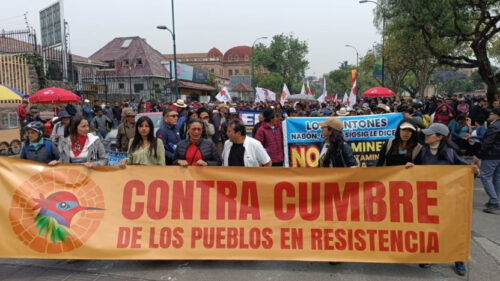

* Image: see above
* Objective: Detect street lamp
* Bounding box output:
[128,65,133,100]
[360,0,385,87]
[251,36,267,88]
[157,0,179,99]
[345,44,359,97]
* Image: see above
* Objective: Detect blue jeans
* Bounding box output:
[480,159,500,204]
[97,131,107,140]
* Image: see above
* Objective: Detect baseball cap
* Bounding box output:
[422,123,450,136]
[318,117,343,131]
[399,121,416,131]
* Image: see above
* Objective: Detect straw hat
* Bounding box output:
[336,107,349,116]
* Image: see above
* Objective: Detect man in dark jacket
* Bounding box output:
[212,104,228,155]
[21,106,45,141]
[112,101,122,128]
[156,108,181,165]
[469,99,489,125]
[475,107,500,213]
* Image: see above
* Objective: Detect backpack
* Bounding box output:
[23,140,54,160]
[420,146,454,164]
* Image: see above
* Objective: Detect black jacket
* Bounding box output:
[319,141,357,167]
[173,138,221,166]
[477,120,500,160]
[156,123,181,165]
[415,143,467,165]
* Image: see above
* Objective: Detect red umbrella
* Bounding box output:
[362,87,396,98]
[29,87,81,104]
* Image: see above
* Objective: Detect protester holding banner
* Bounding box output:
[50,116,108,167]
[255,108,284,166]
[118,116,165,167]
[174,119,221,167]
[223,119,271,167]
[156,108,181,165]
[317,117,357,168]
[406,122,478,276]
[376,119,422,166]
[21,121,60,164]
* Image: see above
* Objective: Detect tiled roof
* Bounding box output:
[90,37,170,77]
[232,82,253,92]
[223,46,251,62]
[208,47,223,58]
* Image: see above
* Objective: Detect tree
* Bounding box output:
[381,0,500,105]
[253,33,309,91]
[258,72,283,93]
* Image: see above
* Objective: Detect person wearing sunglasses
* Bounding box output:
[156,108,181,165]
[173,118,221,167]
[21,105,46,141]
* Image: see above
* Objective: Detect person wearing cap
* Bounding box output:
[21,121,59,164]
[91,107,112,139]
[116,108,136,152]
[406,122,478,276]
[255,108,284,166]
[377,119,422,166]
[220,107,239,141]
[199,110,215,140]
[50,111,72,148]
[82,99,93,122]
[474,107,500,213]
[318,117,357,167]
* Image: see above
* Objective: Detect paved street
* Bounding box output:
[1,178,499,281]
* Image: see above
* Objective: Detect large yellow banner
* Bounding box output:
[0,157,473,263]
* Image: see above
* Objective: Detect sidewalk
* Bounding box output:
[1,179,499,281]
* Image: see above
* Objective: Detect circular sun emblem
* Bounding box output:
[9,168,105,254]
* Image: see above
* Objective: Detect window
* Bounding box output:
[123,59,129,66]
[211,68,214,73]
[245,55,249,61]
[244,69,250,75]
[235,69,239,75]
[228,55,232,61]
[121,39,132,48]
[119,83,125,89]
[210,54,215,59]
[228,69,233,76]
[105,61,115,68]
[234,55,239,61]
[134,83,144,93]
[136,58,142,65]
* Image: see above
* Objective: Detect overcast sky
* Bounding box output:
[2,0,381,77]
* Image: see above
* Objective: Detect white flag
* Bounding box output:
[299,84,306,95]
[316,79,327,103]
[349,78,357,107]
[280,84,291,106]
[306,80,313,96]
[215,87,232,103]
[255,87,276,103]
[342,92,348,105]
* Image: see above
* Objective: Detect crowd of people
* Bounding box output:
[13,92,500,276]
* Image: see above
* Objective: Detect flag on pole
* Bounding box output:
[299,84,306,95]
[349,69,357,107]
[306,81,313,96]
[280,84,291,106]
[215,87,232,103]
[316,79,328,103]
[342,92,348,105]
[255,87,276,103]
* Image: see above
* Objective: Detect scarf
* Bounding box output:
[28,138,44,151]
[72,135,88,157]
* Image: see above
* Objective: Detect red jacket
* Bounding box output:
[17,105,27,121]
[255,122,284,163]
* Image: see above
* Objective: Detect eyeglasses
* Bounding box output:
[168,114,179,118]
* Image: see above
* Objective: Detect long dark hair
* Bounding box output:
[129,116,158,158]
[389,118,419,157]
[65,115,87,140]
[321,128,345,167]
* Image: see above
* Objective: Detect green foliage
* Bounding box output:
[253,33,309,90]
[259,73,283,93]
[20,53,46,90]
[381,0,499,103]
[34,215,70,244]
